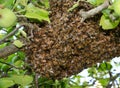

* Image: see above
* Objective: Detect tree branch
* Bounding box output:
[0,60,24,69]
[0,36,29,58]
[0,44,19,58]
[0,23,34,58]
[0,25,23,44]
[106,71,120,88]
[79,0,110,22]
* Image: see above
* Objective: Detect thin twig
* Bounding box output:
[0,25,23,44]
[106,71,120,88]
[0,60,24,69]
[0,23,35,58]
[20,22,35,39]
[79,0,110,22]
[35,73,39,88]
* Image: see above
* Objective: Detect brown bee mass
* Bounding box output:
[26,0,120,79]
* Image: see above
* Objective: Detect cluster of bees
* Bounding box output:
[26,0,120,79]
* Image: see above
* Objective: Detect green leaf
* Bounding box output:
[13,40,24,48]
[14,60,24,67]
[41,0,50,9]
[1,64,9,71]
[60,81,68,88]
[6,54,18,64]
[0,78,15,88]
[0,43,6,49]
[102,9,111,17]
[88,67,97,76]
[87,0,104,6]
[0,33,5,39]
[98,62,112,71]
[19,30,27,38]
[17,51,25,60]
[100,15,119,30]
[19,0,28,6]
[99,78,109,87]
[87,0,96,6]
[70,86,82,88]
[68,0,80,12]
[25,3,50,23]
[112,0,120,16]
[68,2,79,12]
[0,0,15,9]
[11,75,33,86]
[106,62,113,70]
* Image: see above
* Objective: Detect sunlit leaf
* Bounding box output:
[13,40,24,48]
[87,0,96,6]
[11,75,33,86]
[100,15,119,30]
[0,43,6,49]
[99,78,109,87]
[0,0,15,9]
[42,0,50,8]
[0,33,5,39]
[87,0,104,6]
[98,62,112,71]
[19,30,27,38]
[14,60,24,67]
[0,78,15,88]
[112,0,120,16]
[25,3,50,23]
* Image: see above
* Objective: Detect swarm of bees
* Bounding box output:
[26,0,120,79]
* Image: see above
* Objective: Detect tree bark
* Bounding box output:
[0,44,19,58]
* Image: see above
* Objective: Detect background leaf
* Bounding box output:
[0,0,15,9]
[87,0,104,6]
[11,75,33,86]
[25,3,50,23]
[0,78,15,88]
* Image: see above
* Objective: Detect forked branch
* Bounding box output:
[79,0,110,22]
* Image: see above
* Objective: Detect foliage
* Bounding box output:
[87,0,105,6]
[89,0,120,30]
[70,0,120,30]
[0,51,34,88]
[0,0,50,87]
[0,75,33,88]
[0,0,50,27]
[99,0,120,30]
